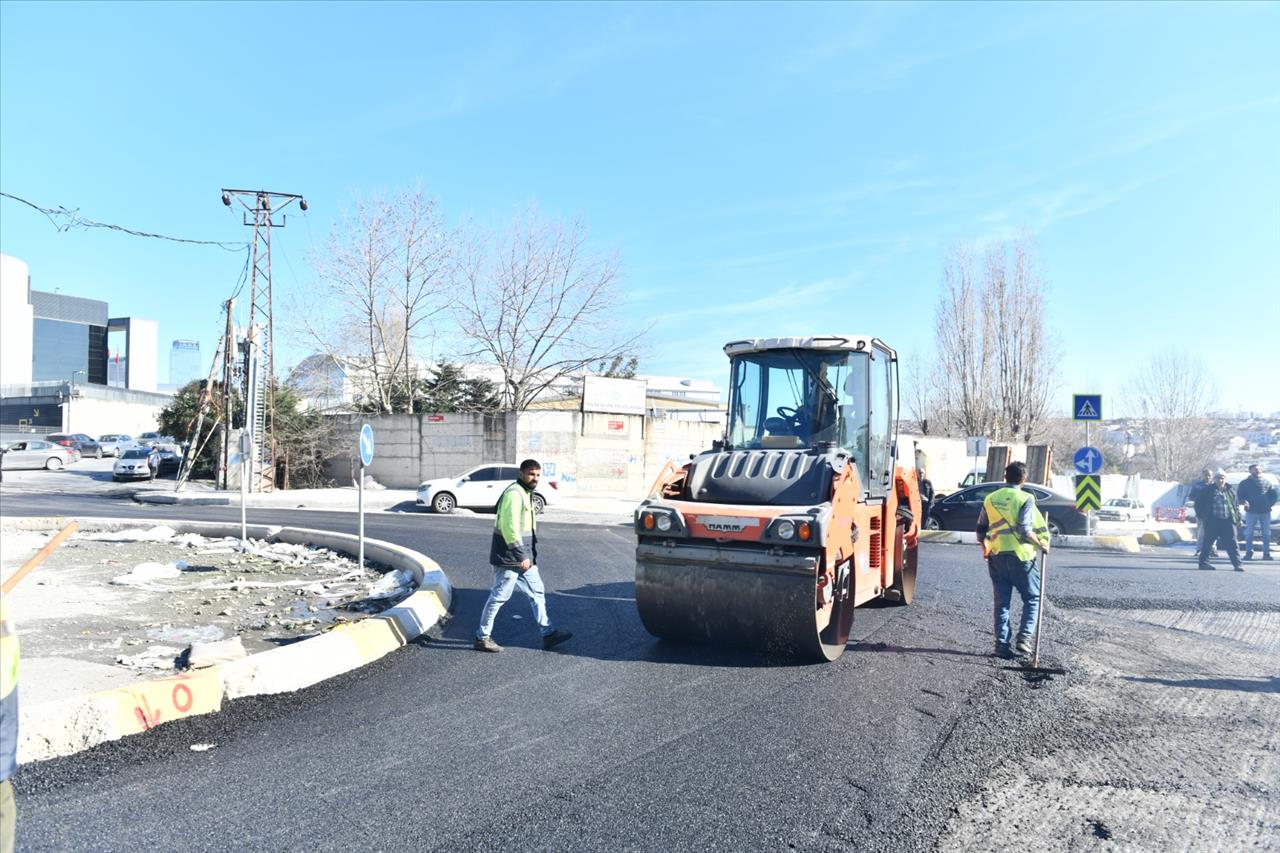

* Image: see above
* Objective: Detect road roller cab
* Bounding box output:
[634,335,922,661]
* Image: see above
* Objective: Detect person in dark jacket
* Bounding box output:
[1193,470,1243,571]
[1187,467,1216,560]
[473,459,572,653]
[1237,465,1275,561]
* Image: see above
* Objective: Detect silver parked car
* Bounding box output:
[113,447,159,481]
[98,434,136,457]
[0,439,77,471]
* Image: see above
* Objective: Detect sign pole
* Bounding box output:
[358,459,365,570]
[356,423,374,571]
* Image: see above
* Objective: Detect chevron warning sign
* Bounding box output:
[1075,474,1101,511]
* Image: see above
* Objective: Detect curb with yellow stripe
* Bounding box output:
[4,517,451,764]
[917,529,1142,553]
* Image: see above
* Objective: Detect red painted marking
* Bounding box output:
[172,682,194,713]
[427,415,445,423]
[135,696,161,730]
[607,420,624,431]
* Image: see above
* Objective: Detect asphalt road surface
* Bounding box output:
[4,493,1277,852]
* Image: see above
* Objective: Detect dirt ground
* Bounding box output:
[937,605,1279,851]
[2,525,411,704]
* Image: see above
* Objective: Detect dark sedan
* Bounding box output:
[48,433,102,459]
[925,482,1088,535]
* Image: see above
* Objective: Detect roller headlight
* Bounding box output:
[656,514,673,532]
[776,520,796,540]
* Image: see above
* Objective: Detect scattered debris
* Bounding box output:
[186,637,247,668]
[82,525,177,543]
[111,561,184,587]
[189,743,217,752]
[12,527,414,675]
[116,645,184,670]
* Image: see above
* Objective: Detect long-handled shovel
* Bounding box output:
[1025,547,1067,676]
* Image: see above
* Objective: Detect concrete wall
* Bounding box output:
[0,254,33,387]
[323,410,722,496]
[324,412,516,488]
[904,435,1031,491]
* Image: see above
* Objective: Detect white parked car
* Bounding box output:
[416,463,558,514]
[98,434,136,456]
[1096,498,1148,522]
[0,440,77,471]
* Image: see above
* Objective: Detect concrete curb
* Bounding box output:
[6,516,451,764]
[917,529,1141,554]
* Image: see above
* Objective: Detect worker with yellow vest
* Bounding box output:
[976,461,1051,659]
[1,599,19,853]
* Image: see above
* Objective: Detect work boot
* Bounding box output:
[993,643,1014,659]
[542,629,573,650]
[1263,555,1274,561]
[1233,563,1245,572]
[1014,635,1034,656]
[1198,563,1214,570]
[473,636,502,653]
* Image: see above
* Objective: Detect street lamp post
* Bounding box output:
[68,370,87,431]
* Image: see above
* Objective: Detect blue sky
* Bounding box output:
[2,1,1277,414]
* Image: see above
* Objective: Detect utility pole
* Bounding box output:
[220,189,307,491]
[221,298,235,490]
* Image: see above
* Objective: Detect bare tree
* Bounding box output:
[932,236,1058,441]
[982,237,1057,441]
[1123,350,1222,481]
[903,356,941,434]
[933,244,997,437]
[452,207,645,410]
[296,189,450,413]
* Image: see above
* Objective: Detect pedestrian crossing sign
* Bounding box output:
[1073,394,1102,421]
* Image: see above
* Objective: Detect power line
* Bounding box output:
[0,191,246,251]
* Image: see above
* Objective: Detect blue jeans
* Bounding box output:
[476,565,554,640]
[988,552,1041,647]
[1243,512,1272,557]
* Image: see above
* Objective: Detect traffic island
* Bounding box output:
[1,516,451,763]
[918,529,1141,553]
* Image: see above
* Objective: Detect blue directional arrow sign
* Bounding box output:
[1073,393,1102,421]
[359,423,375,467]
[1073,446,1104,475]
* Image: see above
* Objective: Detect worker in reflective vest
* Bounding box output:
[976,461,1051,659]
[1,599,19,853]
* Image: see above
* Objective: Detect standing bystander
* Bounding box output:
[976,462,1052,658]
[473,459,573,653]
[1188,467,1216,561]
[1236,464,1275,561]
[1193,469,1244,571]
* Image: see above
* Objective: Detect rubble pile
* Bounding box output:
[17,526,416,675]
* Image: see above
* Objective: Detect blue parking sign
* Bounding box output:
[359,423,375,466]
[1073,394,1102,421]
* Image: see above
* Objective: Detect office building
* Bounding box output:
[170,339,201,386]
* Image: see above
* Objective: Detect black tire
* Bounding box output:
[45,457,63,471]
[1047,519,1061,536]
[924,514,942,531]
[532,493,546,514]
[94,448,103,459]
[432,492,457,514]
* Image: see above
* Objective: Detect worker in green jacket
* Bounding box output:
[976,461,1051,659]
[474,459,573,653]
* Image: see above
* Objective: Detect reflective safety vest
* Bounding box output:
[1,599,19,781]
[983,486,1050,561]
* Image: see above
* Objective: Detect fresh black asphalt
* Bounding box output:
[4,493,1277,851]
